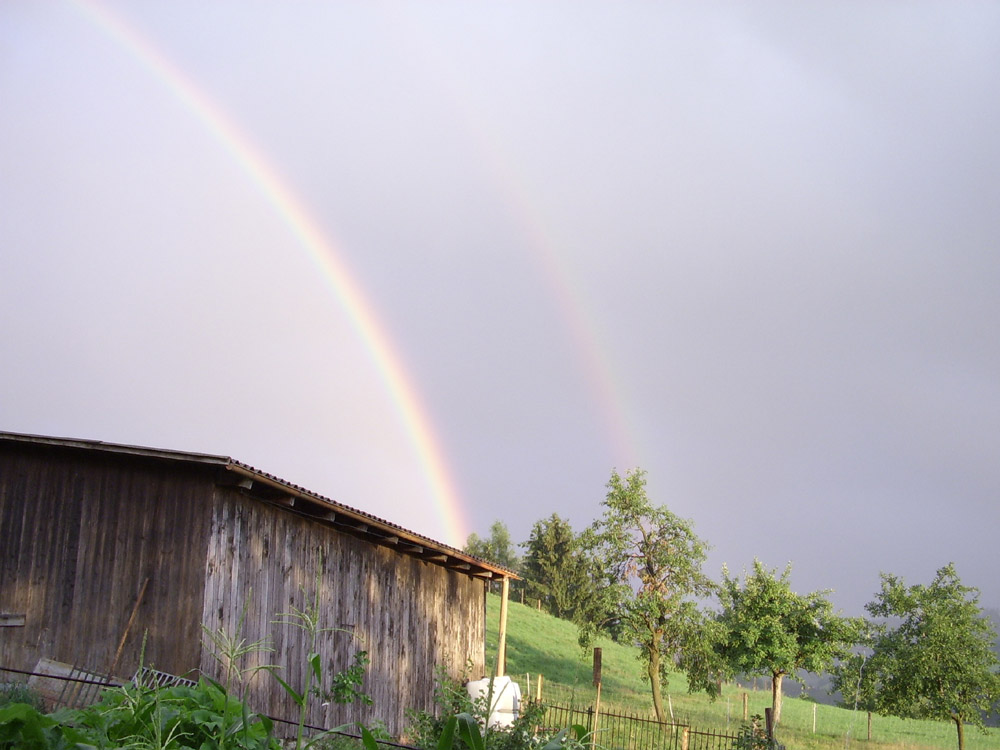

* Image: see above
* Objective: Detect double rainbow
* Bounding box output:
[74,0,470,546]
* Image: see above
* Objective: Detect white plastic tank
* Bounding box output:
[465,675,521,728]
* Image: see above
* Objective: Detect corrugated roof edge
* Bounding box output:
[0,430,518,581]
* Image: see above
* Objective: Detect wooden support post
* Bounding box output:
[108,577,150,678]
[496,576,510,677]
[680,728,689,750]
[812,703,817,733]
[536,673,543,702]
[867,710,872,741]
[742,692,748,720]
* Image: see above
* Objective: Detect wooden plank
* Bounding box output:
[0,614,25,627]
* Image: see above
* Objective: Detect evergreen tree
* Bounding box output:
[521,513,599,621]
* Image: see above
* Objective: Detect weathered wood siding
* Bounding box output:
[201,488,486,735]
[1,441,488,737]
[0,447,211,678]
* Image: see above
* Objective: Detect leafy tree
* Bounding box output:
[830,618,881,714]
[584,468,713,722]
[465,520,522,596]
[836,563,1000,750]
[521,513,600,622]
[710,560,859,726]
[465,520,520,571]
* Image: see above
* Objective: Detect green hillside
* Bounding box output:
[485,593,1000,750]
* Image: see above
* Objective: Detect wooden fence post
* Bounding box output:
[742,692,748,721]
[867,711,872,741]
[680,727,689,750]
[812,703,817,733]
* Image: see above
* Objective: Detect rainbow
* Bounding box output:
[72,0,470,546]
[381,9,640,467]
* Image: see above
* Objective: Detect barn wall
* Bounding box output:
[200,489,487,736]
[0,442,489,738]
[0,447,212,679]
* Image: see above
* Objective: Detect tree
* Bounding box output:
[585,468,714,722]
[521,513,600,622]
[836,564,1000,750]
[464,520,522,595]
[711,560,859,726]
[465,520,520,571]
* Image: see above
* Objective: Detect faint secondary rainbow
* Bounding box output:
[381,7,641,469]
[73,0,470,547]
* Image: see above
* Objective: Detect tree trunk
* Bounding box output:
[953,712,965,750]
[648,647,666,722]
[771,672,784,725]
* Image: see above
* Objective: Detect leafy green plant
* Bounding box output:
[69,677,278,750]
[0,701,92,750]
[730,715,770,750]
[328,651,373,707]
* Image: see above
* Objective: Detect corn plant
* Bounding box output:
[273,585,371,750]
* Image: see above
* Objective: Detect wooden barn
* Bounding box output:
[0,431,514,735]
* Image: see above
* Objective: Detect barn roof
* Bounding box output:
[0,430,517,581]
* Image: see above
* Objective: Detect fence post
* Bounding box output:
[812,703,817,733]
[742,692,748,720]
[680,727,689,750]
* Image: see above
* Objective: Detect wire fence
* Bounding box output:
[540,701,740,750]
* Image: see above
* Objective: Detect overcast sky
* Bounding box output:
[3,1,999,616]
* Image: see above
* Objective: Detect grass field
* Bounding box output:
[484,593,1000,750]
